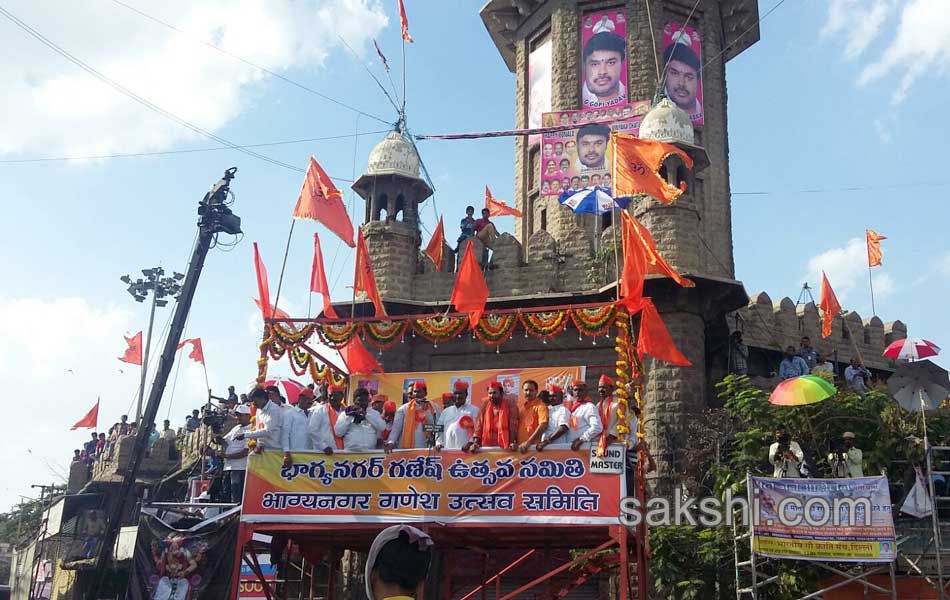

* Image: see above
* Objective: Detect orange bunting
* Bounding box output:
[424,217,446,271]
[354,228,386,317]
[485,186,522,218]
[294,156,355,248]
[819,272,841,339]
[450,243,489,328]
[611,132,693,204]
[866,229,887,268]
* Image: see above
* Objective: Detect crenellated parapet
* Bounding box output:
[734,291,907,371]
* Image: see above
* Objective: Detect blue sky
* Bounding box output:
[0,0,947,510]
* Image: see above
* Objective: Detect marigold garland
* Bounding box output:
[315,322,359,348]
[271,322,315,347]
[363,320,408,349]
[572,305,617,337]
[611,309,633,441]
[413,315,466,343]
[474,314,518,346]
[520,310,570,339]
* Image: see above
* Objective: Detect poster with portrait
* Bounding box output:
[580,9,627,109]
[539,101,649,197]
[527,38,552,145]
[662,22,704,125]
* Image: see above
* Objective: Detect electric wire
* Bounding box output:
[701,0,789,71]
[107,0,392,126]
[337,34,401,114]
[0,4,308,175]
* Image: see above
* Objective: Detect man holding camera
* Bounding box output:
[334,388,387,451]
[769,428,805,478]
[828,432,863,478]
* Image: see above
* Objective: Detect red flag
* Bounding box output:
[341,337,384,375]
[618,212,647,307]
[176,338,205,365]
[611,132,693,204]
[253,242,271,320]
[310,232,339,318]
[424,217,446,271]
[70,398,99,430]
[354,228,386,317]
[867,229,887,268]
[619,211,694,303]
[373,39,390,72]
[485,186,522,218]
[450,243,489,327]
[819,272,841,339]
[118,331,143,365]
[294,156,355,248]
[398,0,413,43]
[635,298,691,366]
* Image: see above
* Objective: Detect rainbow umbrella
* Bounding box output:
[769,375,837,406]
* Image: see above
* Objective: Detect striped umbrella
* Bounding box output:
[558,186,631,215]
[883,338,940,362]
[260,376,307,405]
[769,375,837,406]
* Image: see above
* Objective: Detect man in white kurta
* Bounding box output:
[435,381,479,450]
[334,388,387,451]
[566,380,603,450]
[237,387,283,452]
[537,385,570,450]
[308,384,346,454]
[281,388,315,466]
[384,380,440,450]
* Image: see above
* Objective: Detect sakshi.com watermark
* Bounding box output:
[617,486,875,528]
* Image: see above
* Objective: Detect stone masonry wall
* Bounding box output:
[362,220,418,300]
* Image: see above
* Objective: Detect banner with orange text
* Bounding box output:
[241,448,623,525]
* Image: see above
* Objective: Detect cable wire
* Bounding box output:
[0,4,307,174]
[107,0,392,126]
[701,0,788,71]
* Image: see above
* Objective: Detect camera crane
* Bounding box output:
[87,168,241,600]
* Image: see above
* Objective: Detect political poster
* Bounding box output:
[527,37,552,146]
[662,22,704,125]
[539,102,649,196]
[241,448,624,526]
[748,476,897,563]
[356,365,585,409]
[581,9,627,109]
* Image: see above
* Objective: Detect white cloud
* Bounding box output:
[936,252,950,277]
[804,238,895,306]
[0,0,388,156]
[822,0,895,59]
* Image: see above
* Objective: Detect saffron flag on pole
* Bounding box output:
[253,242,272,320]
[398,0,413,43]
[611,132,693,204]
[118,332,143,365]
[867,229,887,267]
[176,338,206,365]
[373,39,390,72]
[341,337,384,375]
[424,217,446,271]
[485,186,522,218]
[618,211,647,308]
[450,243,489,328]
[294,156,355,248]
[310,232,339,318]
[634,298,692,366]
[354,228,387,317]
[622,211,694,288]
[819,272,841,339]
[70,398,99,430]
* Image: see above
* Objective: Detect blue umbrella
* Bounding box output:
[558,186,630,215]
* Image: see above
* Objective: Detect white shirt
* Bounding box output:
[769,441,805,478]
[308,403,340,452]
[281,406,314,452]
[845,366,869,390]
[334,408,387,451]
[386,401,441,449]
[242,400,283,451]
[437,404,479,449]
[812,361,834,374]
[599,395,628,439]
[566,401,603,447]
[542,404,571,444]
[582,81,626,108]
[223,424,251,471]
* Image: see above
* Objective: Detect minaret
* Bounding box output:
[351,130,433,301]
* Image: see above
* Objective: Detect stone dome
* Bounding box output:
[638,97,695,145]
[366,130,421,179]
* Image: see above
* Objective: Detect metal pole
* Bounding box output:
[136,288,159,422]
[868,263,877,317]
[921,389,946,599]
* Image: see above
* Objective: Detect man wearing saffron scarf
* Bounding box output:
[385,380,440,451]
[537,385,571,450]
[517,380,548,453]
[308,383,346,455]
[467,381,519,452]
[566,380,603,451]
[596,375,628,450]
[435,381,479,451]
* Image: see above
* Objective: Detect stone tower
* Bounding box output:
[352,130,433,301]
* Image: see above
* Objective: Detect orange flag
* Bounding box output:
[485,186,522,218]
[341,337,384,375]
[819,272,841,339]
[310,232,339,318]
[253,242,272,320]
[618,211,647,308]
[450,243,489,327]
[118,332,143,365]
[354,228,386,317]
[294,156,355,248]
[611,132,693,204]
[70,398,99,430]
[635,298,691,366]
[424,217,446,271]
[866,229,887,267]
[622,211,694,288]
[176,338,206,365]
[398,0,413,43]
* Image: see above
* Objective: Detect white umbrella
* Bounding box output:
[887,360,949,413]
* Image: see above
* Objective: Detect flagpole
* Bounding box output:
[401,35,407,117]
[272,219,296,316]
[610,134,621,301]
[201,362,211,410]
[868,262,877,316]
